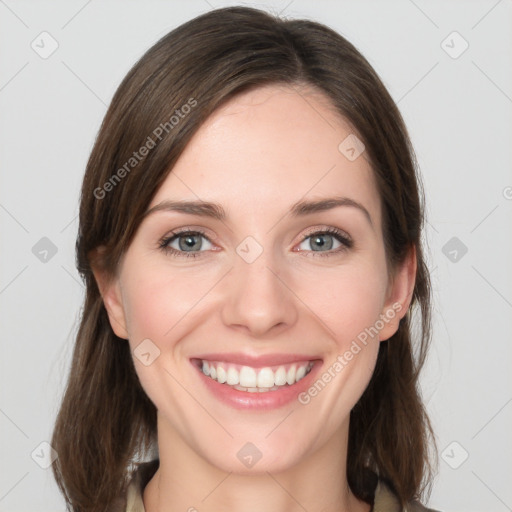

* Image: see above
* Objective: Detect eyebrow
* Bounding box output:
[144,196,373,228]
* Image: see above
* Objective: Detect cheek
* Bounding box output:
[122,266,210,343]
[294,262,389,345]
[293,267,386,421]
[119,266,212,414]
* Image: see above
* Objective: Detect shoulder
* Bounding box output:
[373,480,442,512]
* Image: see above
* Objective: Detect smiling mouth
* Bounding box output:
[194,359,315,393]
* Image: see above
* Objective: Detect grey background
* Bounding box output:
[1,1,511,510]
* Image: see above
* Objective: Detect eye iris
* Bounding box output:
[311,234,333,251]
[179,234,202,251]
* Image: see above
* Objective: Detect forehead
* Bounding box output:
[150,84,381,225]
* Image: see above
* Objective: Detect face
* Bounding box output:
[98,83,414,474]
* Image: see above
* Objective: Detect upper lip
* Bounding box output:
[192,352,321,368]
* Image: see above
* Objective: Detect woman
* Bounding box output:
[51,6,439,512]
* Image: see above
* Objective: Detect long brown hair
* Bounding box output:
[51,6,437,510]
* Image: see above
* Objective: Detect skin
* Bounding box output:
[94,83,416,512]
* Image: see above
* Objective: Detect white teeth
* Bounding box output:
[216,365,227,384]
[286,365,296,385]
[234,385,280,393]
[274,366,287,386]
[200,360,314,390]
[296,366,306,381]
[257,367,275,388]
[226,367,239,385]
[239,366,257,387]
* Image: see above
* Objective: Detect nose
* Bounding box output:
[220,247,298,337]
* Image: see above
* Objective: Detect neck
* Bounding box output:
[143,413,371,512]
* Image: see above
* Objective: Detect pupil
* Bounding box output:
[180,235,201,251]
[312,234,333,251]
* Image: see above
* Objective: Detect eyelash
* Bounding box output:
[159,227,353,259]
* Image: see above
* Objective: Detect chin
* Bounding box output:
[197,436,311,476]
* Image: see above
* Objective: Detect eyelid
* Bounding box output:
[162,226,216,243]
[299,225,352,244]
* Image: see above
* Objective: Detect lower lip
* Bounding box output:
[192,360,323,410]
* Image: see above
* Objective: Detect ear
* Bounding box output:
[90,249,129,340]
[378,244,417,342]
